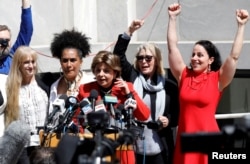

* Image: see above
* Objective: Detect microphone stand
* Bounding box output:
[91,130,104,164]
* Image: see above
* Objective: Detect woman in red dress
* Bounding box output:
[167,3,249,164]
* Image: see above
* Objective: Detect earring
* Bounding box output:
[207,64,211,73]
[59,67,63,76]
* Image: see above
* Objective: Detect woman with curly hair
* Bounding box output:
[47,29,95,131]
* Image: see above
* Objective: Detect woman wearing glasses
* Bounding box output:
[113,20,179,164]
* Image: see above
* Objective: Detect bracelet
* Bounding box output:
[126,92,133,99]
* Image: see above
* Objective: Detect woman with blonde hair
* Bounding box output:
[5,46,49,164]
[113,20,179,164]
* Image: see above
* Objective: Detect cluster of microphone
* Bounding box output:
[45,89,135,134]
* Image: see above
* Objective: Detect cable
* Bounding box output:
[146,0,166,41]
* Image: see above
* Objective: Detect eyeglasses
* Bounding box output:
[0,38,10,48]
[136,55,154,62]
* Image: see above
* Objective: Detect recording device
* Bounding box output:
[147,120,163,130]
[55,129,136,164]
[87,110,110,133]
[89,89,98,111]
[135,119,163,130]
[115,104,124,121]
[79,98,93,115]
[0,120,30,164]
[0,39,9,60]
[94,100,106,112]
[78,98,93,129]
[181,115,250,154]
[0,39,8,48]
[56,96,78,132]
[124,96,136,129]
[103,95,117,117]
[47,94,68,123]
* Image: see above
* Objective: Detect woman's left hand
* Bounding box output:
[236,9,249,25]
[158,116,169,128]
[114,78,130,95]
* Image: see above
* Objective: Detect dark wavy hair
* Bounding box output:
[50,29,90,59]
[194,40,222,71]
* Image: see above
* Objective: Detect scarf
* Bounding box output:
[134,73,166,121]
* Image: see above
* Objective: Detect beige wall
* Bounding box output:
[1,0,250,72]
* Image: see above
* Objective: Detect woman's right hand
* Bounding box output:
[168,3,181,17]
[126,19,144,36]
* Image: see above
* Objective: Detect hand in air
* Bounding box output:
[236,9,249,25]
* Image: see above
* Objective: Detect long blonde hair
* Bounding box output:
[5,46,38,126]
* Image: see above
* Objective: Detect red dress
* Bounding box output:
[173,68,222,164]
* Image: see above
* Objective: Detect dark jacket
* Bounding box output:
[35,75,50,97]
[113,34,179,163]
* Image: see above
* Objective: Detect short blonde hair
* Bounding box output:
[134,43,165,76]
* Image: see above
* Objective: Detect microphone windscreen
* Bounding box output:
[0,120,30,164]
[79,98,93,115]
[65,96,78,109]
[95,100,106,112]
[89,89,98,100]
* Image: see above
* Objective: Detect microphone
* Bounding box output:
[59,96,78,126]
[103,95,118,117]
[79,98,93,115]
[0,120,30,164]
[94,100,106,112]
[47,94,68,123]
[89,89,98,111]
[124,94,136,129]
[116,104,124,121]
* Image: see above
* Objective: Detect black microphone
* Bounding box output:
[79,98,93,115]
[89,89,98,111]
[87,100,109,133]
[124,95,135,129]
[116,104,124,121]
[78,98,93,129]
[0,120,30,164]
[59,96,78,126]
[103,95,118,117]
[47,94,68,123]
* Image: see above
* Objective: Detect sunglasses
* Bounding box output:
[136,55,154,62]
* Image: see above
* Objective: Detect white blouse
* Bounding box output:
[19,80,48,146]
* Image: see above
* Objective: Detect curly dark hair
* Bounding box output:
[50,29,91,59]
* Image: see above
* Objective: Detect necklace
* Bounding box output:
[64,71,83,96]
[100,87,112,96]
